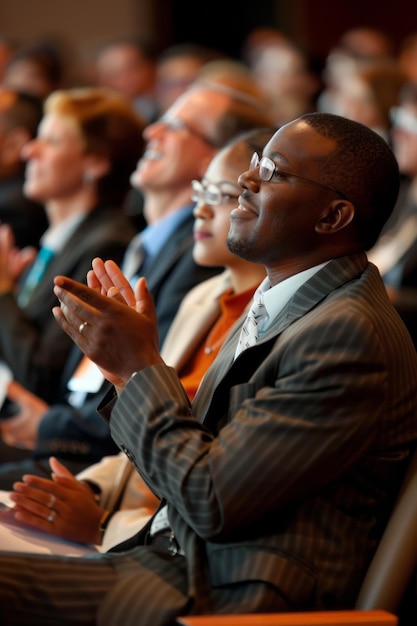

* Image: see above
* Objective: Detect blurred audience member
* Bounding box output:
[243,35,321,125]
[194,59,270,115]
[0,36,15,83]
[321,59,406,141]
[336,26,395,61]
[94,36,159,123]
[368,81,417,346]
[155,42,225,116]
[398,32,417,85]
[0,89,48,248]
[0,87,143,408]
[241,27,290,68]
[126,62,274,230]
[2,40,65,100]
[319,26,396,117]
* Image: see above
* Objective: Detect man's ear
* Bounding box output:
[315,200,355,234]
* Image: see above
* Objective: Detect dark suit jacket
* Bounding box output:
[139,209,223,347]
[102,253,417,615]
[0,174,48,249]
[0,205,137,404]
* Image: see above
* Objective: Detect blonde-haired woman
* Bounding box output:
[0,87,145,413]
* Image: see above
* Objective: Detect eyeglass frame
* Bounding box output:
[249,152,351,202]
[158,116,221,148]
[191,179,241,206]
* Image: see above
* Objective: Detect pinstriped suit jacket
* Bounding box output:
[103,252,417,614]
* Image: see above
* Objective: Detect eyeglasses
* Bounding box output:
[390,106,417,135]
[191,179,241,206]
[249,152,350,201]
[159,116,219,147]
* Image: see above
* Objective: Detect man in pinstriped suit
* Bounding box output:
[1,112,417,625]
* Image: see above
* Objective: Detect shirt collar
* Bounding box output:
[41,212,88,253]
[256,261,329,334]
[140,204,194,260]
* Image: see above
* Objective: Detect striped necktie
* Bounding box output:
[18,247,55,307]
[235,292,266,358]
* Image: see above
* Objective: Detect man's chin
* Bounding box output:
[226,236,250,261]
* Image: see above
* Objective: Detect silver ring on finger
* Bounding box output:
[48,494,56,508]
[47,509,56,523]
[78,321,88,335]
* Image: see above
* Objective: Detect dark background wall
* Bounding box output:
[297,0,416,61]
[161,0,417,63]
[158,0,279,58]
[1,0,416,72]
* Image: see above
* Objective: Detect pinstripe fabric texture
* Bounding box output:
[0,253,416,624]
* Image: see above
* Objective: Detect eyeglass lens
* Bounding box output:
[249,152,274,181]
[191,180,239,206]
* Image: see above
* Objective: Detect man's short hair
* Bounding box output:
[300,112,400,250]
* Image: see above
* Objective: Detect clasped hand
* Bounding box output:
[52,258,163,392]
[10,457,105,545]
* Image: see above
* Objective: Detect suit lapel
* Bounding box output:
[22,208,104,310]
[143,214,194,293]
[162,272,232,372]
[193,252,368,425]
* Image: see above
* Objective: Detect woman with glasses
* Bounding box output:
[7,127,274,552]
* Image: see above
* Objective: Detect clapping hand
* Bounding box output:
[87,257,137,306]
[52,259,163,393]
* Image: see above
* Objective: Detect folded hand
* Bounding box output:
[10,457,104,545]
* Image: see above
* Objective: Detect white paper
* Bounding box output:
[67,358,105,393]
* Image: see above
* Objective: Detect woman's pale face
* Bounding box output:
[22,112,88,203]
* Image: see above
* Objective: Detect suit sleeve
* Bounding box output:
[34,391,119,464]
